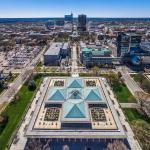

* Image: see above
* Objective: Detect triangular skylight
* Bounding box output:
[65,104,85,118]
[68,79,83,88]
[85,89,101,101]
[48,89,65,101]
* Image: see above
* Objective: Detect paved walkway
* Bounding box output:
[71,44,79,77]
[102,78,141,150]
[120,103,140,108]
[117,67,142,96]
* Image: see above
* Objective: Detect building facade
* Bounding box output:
[80,47,121,67]
[44,42,70,66]
[65,13,73,23]
[78,14,87,32]
[116,32,130,57]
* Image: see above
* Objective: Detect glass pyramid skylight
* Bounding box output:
[85,88,101,101]
[63,101,86,118]
[67,78,83,88]
[48,88,66,101]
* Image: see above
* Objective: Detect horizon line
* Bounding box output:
[0,16,150,19]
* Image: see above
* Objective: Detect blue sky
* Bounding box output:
[0,0,150,18]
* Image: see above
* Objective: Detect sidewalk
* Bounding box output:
[71,44,79,77]
[103,78,141,150]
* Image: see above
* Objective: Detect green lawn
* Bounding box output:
[130,74,141,82]
[40,72,70,76]
[0,75,43,150]
[0,88,4,95]
[131,74,150,93]
[79,72,108,77]
[130,74,148,83]
[112,81,136,103]
[123,108,150,149]
[123,108,150,122]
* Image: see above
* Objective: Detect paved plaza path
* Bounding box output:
[71,44,79,77]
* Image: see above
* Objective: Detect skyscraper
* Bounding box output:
[77,14,87,32]
[64,13,73,23]
[117,32,142,57]
[129,34,142,49]
[117,32,130,57]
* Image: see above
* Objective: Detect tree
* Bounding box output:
[0,80,4,89]
[107,140,128,150]
[0,113,8,134]
[9,71,13,78]
[91,66,100,76]
[117,71,122,80]
[107,70,117,86]
[28,80,36,91]
[12,94,20,104]
[137,73,143,86]
[135,91,150,117]
[142,80,150,93]
[132,120,150,150]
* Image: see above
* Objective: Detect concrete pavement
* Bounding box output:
[71,44,79,77]
[120,103,140,108]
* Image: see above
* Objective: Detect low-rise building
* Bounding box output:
[44,42,70,66]
[80,46,121,67]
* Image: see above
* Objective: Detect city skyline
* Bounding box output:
[0,0,150,18]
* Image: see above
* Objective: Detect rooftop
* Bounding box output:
[26,77,126,140]
[82,47,111,56]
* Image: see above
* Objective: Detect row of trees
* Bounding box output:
[134,73,150,93]
[135,91,150,118]
[131,119,150,150]
[0,71,14,93]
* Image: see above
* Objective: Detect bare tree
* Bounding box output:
[135,91,150,118]
[92,66,100,76]
[107,140,128,150]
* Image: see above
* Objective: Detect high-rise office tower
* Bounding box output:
[46,20,55,29]
[117,32,142,57]
[64,13,73,23]
[117,32,130,57]
[77,14,87,32]
[129,35,142,49]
